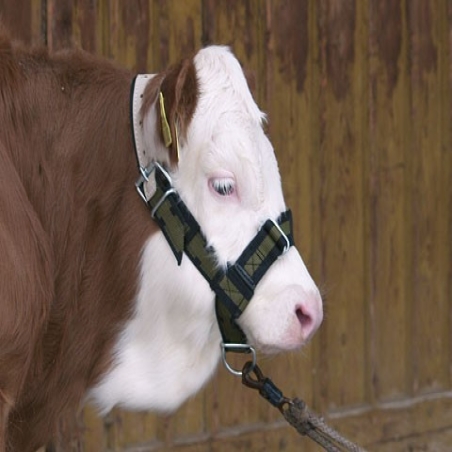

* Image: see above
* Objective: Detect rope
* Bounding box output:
[241,362,368,452]
[282,398,366,452]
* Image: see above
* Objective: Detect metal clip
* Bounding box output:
[242,361,292,412]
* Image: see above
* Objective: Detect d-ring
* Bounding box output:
[221,343,257,376]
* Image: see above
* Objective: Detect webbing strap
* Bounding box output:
[146,165,294,345]
[212,211,294,344]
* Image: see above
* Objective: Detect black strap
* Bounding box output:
[146,165,294,345]
[211,211,294,344]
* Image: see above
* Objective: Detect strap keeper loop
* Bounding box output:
[267,219,291,254]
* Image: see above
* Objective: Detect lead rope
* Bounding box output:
[241,362,368,452]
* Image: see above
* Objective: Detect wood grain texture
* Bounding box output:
[315,0,368,411]
[407,0,451,395]
[367,0,411,402]
[0,0,43,44]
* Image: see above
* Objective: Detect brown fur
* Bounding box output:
[0,28,198,451]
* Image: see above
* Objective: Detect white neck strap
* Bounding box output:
[131,74,157,201]
[131,74,155,170]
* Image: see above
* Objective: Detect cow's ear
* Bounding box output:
[141,57,198,166]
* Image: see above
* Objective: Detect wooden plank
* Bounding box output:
[211,360,270,431]
[100,0,152,71]
[152,0,203,70]
[315,0,368,411]
[264,0,321,418]
[265,1,313,265]
[328,392,452,448]
[103,409,162,450]
[373,431,452,452]
[72,0,97,53]
[202,0,266,103]
[80,405,106,451]
[448,0,452,401]
[407,0,451,395]
[0,0,43,44]
[367,0,411,402]
[165,390,209,446]
[46,0,73,50]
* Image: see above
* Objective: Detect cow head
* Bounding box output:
[143,46,322,349]
[90,46,322,413]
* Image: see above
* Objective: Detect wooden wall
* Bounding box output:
[1,1,451,450]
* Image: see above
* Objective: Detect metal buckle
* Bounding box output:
[221,343,257,376]
[135,162,175,215]
[135,163,155,203]
[150,162,175,218]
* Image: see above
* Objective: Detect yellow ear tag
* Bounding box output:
[174,122,181,162]
[159,92,173,148]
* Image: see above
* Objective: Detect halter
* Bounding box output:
[130,75,294,370]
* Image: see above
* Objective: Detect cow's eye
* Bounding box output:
[211,178,235,196]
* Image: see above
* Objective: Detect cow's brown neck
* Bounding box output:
[0,33,156,450]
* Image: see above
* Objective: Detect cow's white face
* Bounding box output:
[89,46,322,414]
[173,47,323,353]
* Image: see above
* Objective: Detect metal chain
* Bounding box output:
[241,362,368,452]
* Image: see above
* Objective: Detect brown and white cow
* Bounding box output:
[0,28,322,451]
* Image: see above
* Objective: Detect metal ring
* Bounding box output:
[221,343,257,377]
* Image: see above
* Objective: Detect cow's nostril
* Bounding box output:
[296,306,313,330]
